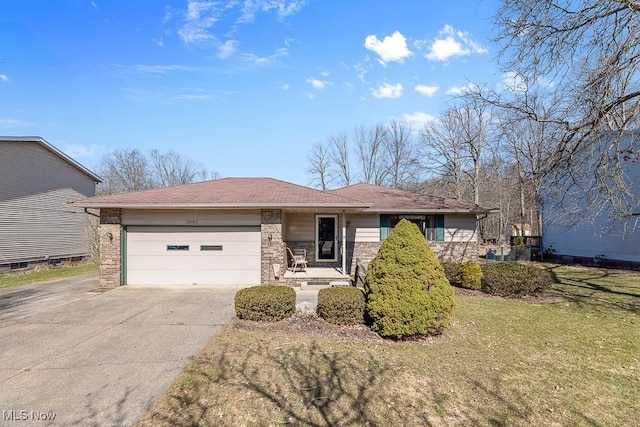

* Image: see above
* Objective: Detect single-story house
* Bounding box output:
[72,178,489,288]
[0,136,102,272]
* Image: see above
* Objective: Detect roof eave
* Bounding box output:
[366,208,491,214]
[71,202,370,209]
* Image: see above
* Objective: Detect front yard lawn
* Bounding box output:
[0,262,98,290]
[135,264,640,426]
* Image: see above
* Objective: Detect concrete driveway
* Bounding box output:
[0,274,238,426]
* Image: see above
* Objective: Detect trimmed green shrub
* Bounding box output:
[441,262,462,287]
[364,219,455,340]
[460,261,482,290]
[481,262,553,297]
[512,236,525,246]
[317,286,366,325]
[234,285,296,321]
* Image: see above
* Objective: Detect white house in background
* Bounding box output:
[542,131,640,268]
[0,136,102,271]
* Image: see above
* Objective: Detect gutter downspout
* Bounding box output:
[84,208,100,218]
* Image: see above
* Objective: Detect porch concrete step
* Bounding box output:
[300,280,352,290]
[300,281,331,290]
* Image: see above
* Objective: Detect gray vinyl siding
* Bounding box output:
[542,132,640,263]
[0,141,97,265]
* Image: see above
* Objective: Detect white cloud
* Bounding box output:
[91,1,98,9]
[240,46,288,65]
[281,83,290,90]
[426,24,487,62]
[445,82,479,95]
[116,64,202,74]
[306,77,326,90]
[0,118,27,128]
[415,84,438,97]
[402,111,437,129]
[364,31,412,64]
[372,83,403,99]
[61,143,109,159]
[153,37,165,47]
[501,71,528,92]
[238,0,307,23]
[0,74,8,82]
[177,1,220,44]
[218,39,238,58]
[353,63,369,84]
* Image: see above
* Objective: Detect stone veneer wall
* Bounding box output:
[99,208,122,289]
[430,241,479,263]
[261,209,285,284]
[349,241,479,275]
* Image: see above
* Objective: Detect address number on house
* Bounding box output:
[186,220,198,225]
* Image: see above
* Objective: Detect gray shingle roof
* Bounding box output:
[73,178,489,213]
[330,183,489,213]
[73,177,368,209]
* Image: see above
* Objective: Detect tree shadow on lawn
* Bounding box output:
[462,376,605,427]
[238,340,393,426]
[544,265,640,314]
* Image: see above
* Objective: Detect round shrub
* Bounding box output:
[364,219,455,340]
[480,262,553,297]
[460,261,482,290]
[441,262,462,287]
[512,236,525,246]
[234,285,296,321]
[317,286,366,326]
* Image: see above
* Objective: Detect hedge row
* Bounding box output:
[443,261,553,297]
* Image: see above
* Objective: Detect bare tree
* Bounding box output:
[385,121,420,188]
[97,148,218,195]
[355,124,389,185]
[457,96,491,205]
[97,149,152,195]
[307,142,332,189]
[421,105,473,201]
[328,132,351,187]
[149,149,209,187]
[488,0,640,218]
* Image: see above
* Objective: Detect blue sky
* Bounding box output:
[0,0,504,186]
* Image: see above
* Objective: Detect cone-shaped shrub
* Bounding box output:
[364,219,455,339]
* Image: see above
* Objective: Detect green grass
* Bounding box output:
[135,264,640,427]
[0,262,98,289]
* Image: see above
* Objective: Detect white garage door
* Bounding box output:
[126,226,261,286]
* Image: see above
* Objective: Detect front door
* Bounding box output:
[316,215,337,261]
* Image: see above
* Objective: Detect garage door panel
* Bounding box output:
[126,226,261,286]
[127,254,260,270]
[127,269,260,286]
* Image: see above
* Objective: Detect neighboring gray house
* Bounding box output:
[542,131,640,268]
[0,136,102,271]
[72,178,489,289]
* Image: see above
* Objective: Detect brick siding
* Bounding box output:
[261,209,285,284]
[98,208,122,289]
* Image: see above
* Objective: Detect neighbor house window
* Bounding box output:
[167,245,189,251]
[380,214,444,242]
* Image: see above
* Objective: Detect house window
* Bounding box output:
[380,214,444,242]
[167,245,189,251]
[200,245,223,251]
